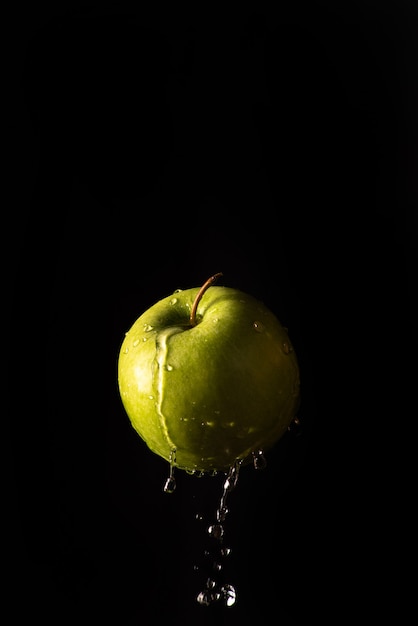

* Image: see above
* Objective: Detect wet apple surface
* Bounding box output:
[118,274,300,473]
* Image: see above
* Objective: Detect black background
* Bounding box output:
[8,2,416,624]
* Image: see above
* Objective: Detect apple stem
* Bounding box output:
[190,272,223,326]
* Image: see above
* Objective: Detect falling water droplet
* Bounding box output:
[163,475,176,494]
[221,583,237,607]
[252,449,267,470]
[208,523,224,540]
[216,506,228,522]
[196,585,221,606]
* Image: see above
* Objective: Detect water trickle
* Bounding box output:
[163,449,177,493]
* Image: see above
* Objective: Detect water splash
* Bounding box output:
[195,459,241,608]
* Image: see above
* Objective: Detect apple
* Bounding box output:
[117,273,300,473]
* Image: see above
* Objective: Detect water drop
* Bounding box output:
[123,347,129,354]
[252,449,267,470]
[196,588,220,606]
[163,449,177,493]
[163,476,176,494]
[143,323,154,332]
[216,506,228,522]
[133,339,139,347]
[165,364,173,371]
[221,584,237,607]
[170,297,178,305]
[288,416,302,436]
[208,523,224,541]
[282,341,293,354]
[253,320,264,332]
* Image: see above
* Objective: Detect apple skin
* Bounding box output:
[118,285,300,473]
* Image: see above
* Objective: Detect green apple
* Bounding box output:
[117,273,300,473]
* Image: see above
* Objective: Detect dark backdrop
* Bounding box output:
[8,2,416,624]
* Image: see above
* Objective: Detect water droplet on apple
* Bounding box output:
[253,320,265,332]
[143,323,154,332]
[212,317,219,323]
[282,341,293,354]
[123,347,129,354]
[165,364,173,371]
[170,298,178,305]
[133,339,139,347]
[173,289,183,294]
